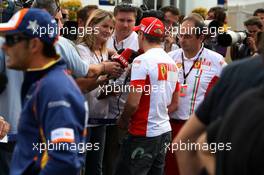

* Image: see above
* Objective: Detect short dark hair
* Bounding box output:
[143,33,163,44]
[208,7,226,26]
[159,6,180,16]
[42,42,57,58]
[113,3,138,17]
[253,8,264,16]
[77,5,98,23]
[181,16,206,38]
[32,0,60,17]
[244,17,263,29]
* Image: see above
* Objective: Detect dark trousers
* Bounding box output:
[103,125,127,175]
[165,120,186,175]
[114,131,171,175]
[0,142,15,175]
[85,126,106,175]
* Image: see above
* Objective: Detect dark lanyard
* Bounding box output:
[113,38,123,51]
[181,47,204,84]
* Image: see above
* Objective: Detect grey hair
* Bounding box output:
[32,0,58,17]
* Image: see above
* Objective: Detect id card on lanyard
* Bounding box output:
[179,47,204,97]
[180,84,188,97]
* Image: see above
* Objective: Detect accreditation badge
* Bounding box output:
[180,84,188,97]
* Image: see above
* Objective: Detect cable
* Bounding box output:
[114,70,130,119]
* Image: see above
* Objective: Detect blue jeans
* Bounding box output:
[114,132,171,175]
[85,126,106,175]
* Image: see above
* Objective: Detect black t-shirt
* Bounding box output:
[212,85,264,175]
[196,55,264,125]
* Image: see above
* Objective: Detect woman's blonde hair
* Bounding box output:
[78,9,115,53]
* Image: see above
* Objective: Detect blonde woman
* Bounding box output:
[76,9,121,175]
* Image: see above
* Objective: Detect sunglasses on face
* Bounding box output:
[4,35,31,47]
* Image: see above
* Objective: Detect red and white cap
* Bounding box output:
[133,17,165,37]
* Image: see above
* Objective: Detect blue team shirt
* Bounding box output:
[10,60,88,175]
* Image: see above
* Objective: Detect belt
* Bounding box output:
[88,118,117,125]
[170,118,187,124]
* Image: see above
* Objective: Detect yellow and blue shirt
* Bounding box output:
[10,60,88,175]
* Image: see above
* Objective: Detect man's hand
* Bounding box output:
[102,61,124,78]
[117,116,129,130]
[164,35,176,52]
[0,116,10,139]
[247,37,257,54]
[87,62,123,79]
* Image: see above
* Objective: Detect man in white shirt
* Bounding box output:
[115,17,179,175]
[165,16,226,175]
[107,3,139,52]
[104,3,140,175]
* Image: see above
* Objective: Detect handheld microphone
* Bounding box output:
[112,48,141,68]
[112,48,133,68]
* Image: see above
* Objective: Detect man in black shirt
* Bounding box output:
[173,51,264,174]
[198,85,264,175]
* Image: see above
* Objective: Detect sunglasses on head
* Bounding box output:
[4,34,31,47]
[55,0,61,12]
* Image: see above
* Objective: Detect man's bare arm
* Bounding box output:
[173,113,206,175]
[76,62,123,92]
[168,90,179,114]
[117,91,142,129]
[197,132,215,175]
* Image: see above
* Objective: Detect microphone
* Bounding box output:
[112,48,141,68]
[97,48,142,100]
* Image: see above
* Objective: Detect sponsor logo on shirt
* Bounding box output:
[176,63,182,69]
[201,59,211,67]
[158,63,178,82]
[51,128,75,143]
[194,61,201,69]
[132,60,141,69]
[201,59,212,71]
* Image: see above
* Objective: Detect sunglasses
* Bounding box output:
[55,0,61,13]
[4,35,31,47]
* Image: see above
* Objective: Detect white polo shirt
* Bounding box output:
[107,31,139,51]
[107,31,139,122]
[129,48,179,137]
[168,47,226,120]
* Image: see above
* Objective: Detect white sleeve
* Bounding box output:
[55,37,89,78]
[130,58,148,84]
[217,55,227,76]
[76,44,91,65]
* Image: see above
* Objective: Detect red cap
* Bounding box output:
[133,17,164,37]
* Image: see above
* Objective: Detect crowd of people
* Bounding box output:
[0,0,264,175]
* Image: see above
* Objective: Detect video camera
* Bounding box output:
[217,31,248,47]
[204,20,222,30]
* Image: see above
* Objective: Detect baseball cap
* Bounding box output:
[133,17,165,37]
[0,8,59,45]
